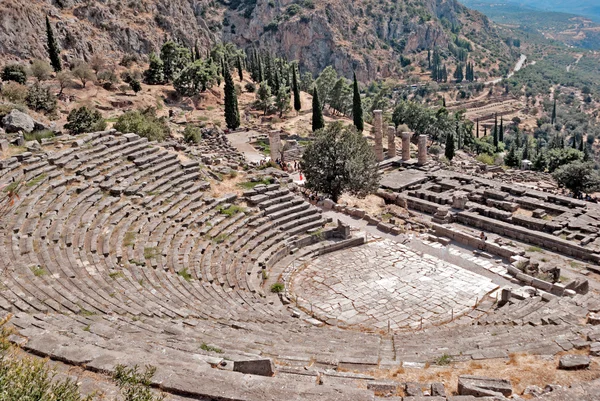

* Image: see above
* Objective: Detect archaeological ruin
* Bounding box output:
[0,121,599,401]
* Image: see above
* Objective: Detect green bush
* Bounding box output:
[244,82,256,93]
[26,84,56,113]
[114,108,170,141]
[270,282,284,293]
[476,153,495,165]
[183,124,202,143]
[1,64,27,84]
[65,106,107,134]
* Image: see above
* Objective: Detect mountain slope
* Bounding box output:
[0,0,514,80]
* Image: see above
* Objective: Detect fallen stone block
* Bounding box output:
[366,381,398,394]
[458,375,512,397]
[233,358,275,376]
[590,342,600,356]
[558,354,590,370]
[431,382,446,397]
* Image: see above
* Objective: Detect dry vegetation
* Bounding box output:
[356,351,600,396]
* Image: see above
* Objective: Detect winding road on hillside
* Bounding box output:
[486,54,528,85]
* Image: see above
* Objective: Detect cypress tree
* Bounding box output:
[522,137,530,160]
[499,116,504,143]
[476,118,479,138]
[579,137,585,152]
[237,55,244,81]
[493,114,499,151]
[194,41,201,62]
[551,99,557,125]
[292,67,301,113]
[352,72,364,132]
[224,67,240,130]
[312,87,324,132]
[445,132,455,161]
[46,16,62,72]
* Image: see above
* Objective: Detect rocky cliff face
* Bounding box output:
[0,0,511,80]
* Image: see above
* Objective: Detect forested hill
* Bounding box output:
[0,0,515,80]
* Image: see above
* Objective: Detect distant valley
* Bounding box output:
[463,0,600,49]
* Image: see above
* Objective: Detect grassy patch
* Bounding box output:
[30,266,46,277]
[109,271,124,279]
[270,282,284,293]
[212,233,229,244]
[177,268,192,282]
[24,130,54,143]
[143,247,160,259]
[200,343,223,353]
[218,204,245,217]
[78,306,96,316]
[262,270,268,280]
[124,231,136,247]
[435,353,452,366]
[526,246,543,253]
[237,178,272,190]
[569,261,582,269]
[26,174,46,188]
[83,325,91,332]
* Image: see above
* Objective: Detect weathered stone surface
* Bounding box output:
[431,382,446,397]
[233,359,275,376]
[558,354,590,370]
[417,135,427,165]
[2,109,35,133]
[458,375,512,397]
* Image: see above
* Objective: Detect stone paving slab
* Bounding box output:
[291,239,498,331]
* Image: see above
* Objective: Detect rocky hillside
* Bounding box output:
[0,0,514,80]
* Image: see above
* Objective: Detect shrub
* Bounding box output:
[183,124,202,143]
[129,79,142,94]
[0,81,28,103]
[244,82,256,93]
[270,282,284,293]
[97,70,120,90]
[0,316,93,401]
[476,153,495,165]
[429,145,441,155]
[26,84,57,113]
[119,53,139,67]
[114,108,170,141]
[29,59,52,82]
[65,106,107,134]
[113,364,165,401]
[1,64,27,84]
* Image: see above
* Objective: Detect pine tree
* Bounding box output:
[224,67,240,130]
[46,16,62,72]
[445,132,455,161]
[352,72,364,132]
[292,67,301,113]
[312,87,324,132]
[551,99,557,125]
[236,56,244,81]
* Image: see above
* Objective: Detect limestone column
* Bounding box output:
[417,134,428,165]
[387,126,396,158]
[373,110,383,162]
[401,132,413,161]
[269,131,281,162]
